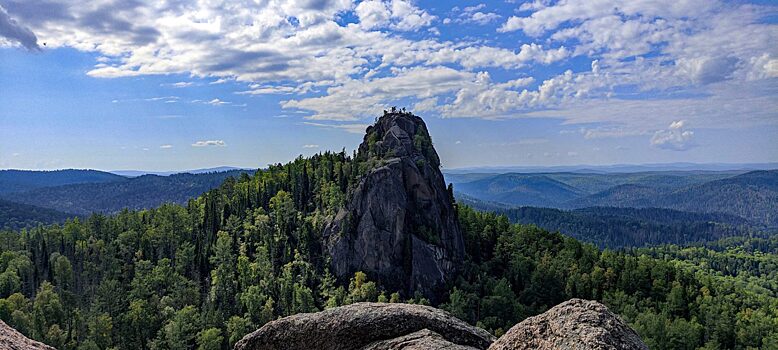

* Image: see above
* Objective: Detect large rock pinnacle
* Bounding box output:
[324,110,465,300]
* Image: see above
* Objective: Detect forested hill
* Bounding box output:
[0,170,250,215]
[502,206,758,248]
[0,199,74,231]
[0,112,775,349]
[0,169,124,194]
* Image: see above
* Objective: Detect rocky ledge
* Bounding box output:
[235,299,647,350]
[0,320,56,350]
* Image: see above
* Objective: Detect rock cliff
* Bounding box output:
[324,110,465,300]
[235,299,648,350]
[488,298,648,350]
[0,320,56,350]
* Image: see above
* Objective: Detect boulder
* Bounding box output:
[324,111,465,301]
[362,329,480,350]
[234,302,495,350]
[488,298,648,350]
[0,320,56,350]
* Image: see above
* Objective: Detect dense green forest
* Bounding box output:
[0,199,74,231]
[0,151,775,349]
[502,206,759,248]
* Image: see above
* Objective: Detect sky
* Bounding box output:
[0,0,776,171]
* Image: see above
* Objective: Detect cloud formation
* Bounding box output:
[0,4,38,50]
[0,0,775,144]
[191,140,226,147]
[651,120,696,151]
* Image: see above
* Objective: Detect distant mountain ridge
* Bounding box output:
[0,170,251,216]
[110,166,253,177]
[446,162,778,174]
[0,169,124,194]
[449,170,778,227]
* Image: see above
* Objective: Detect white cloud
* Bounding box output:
[207,98,229,106]
[284,66,478,120]
[449,4,500,25]
[0,0,773,133]
[302,144,320,148]
[302,122,370,134]
[166,82,194,88]
[159,144,173,149]
[355,0,435,31]
[650,120,695,151]
[0,4,38,50]
[192,140,226,147]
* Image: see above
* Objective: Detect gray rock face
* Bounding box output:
[324,111,465,300]
[362,329,480,350]
[0,320,56,350]
[488,298,649,350]
[233,302,495,350]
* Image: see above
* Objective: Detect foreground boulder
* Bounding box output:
[363,329,480,350]
[324,110,465,300]
[0,320,56,350]
[234,302,495,350]
[235,299,649,350]
[488,298,648,350]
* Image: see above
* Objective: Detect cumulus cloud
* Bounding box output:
[651,120,696,151]
[0,0,774,134]
[302,144,319,148]
[192,140,226,147]
[448,4,501,25]
[355,0,435,31]
[0,4,39,50]
[159,144,173,149]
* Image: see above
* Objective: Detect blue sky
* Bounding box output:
[1,0,776,171]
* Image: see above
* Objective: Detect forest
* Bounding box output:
[501,206,759,248]
[0,150,775,349]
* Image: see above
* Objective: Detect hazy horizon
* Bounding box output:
[2,161,777,174]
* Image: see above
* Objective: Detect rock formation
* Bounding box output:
[324,111,465,300]
[488,298,648,350]
[0,320,56,350]
[363,329,480,350]
[234,302,495,350]
[235,299,648,350]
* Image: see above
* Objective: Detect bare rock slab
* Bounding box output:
[362,329,480,350]
[488,298,648,350]
[234,302,495,350]
[0,320,56,350]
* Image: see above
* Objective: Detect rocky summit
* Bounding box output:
[488,299,648,350]
[324,110,465,300]
[0,320,56,350]
[235,299,648,350]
